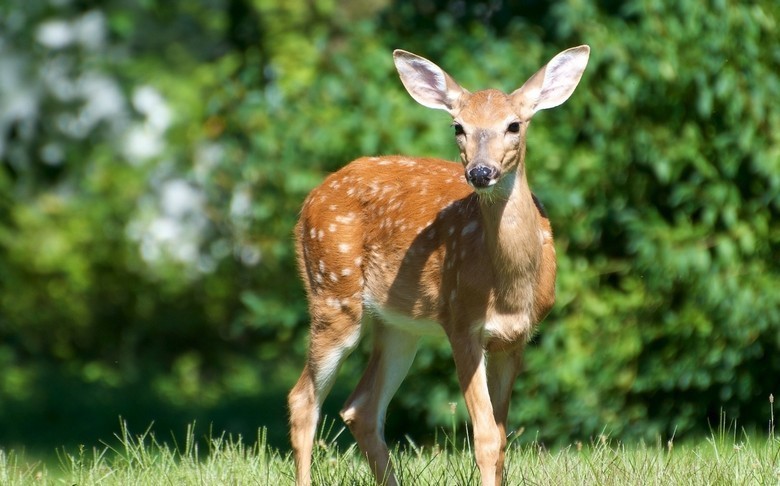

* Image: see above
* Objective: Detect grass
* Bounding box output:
[1,415,779,485]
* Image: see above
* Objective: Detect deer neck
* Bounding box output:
[477,167,541,310]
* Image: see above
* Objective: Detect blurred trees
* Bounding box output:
[0,0,778,450]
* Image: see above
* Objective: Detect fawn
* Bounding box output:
[289,45,590,486]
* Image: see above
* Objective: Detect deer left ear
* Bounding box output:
[393,49,469,115]
[512,45,590,119]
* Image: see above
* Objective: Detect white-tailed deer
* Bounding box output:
[288,45,590,485]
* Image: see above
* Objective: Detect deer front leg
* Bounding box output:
[449,330,501,486]
[486,347,524,485]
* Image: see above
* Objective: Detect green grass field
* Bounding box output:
[2,416,779,485]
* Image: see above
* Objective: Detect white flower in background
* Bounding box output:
[238,244,262,267]
[35,10,106,51]
[52,72,125,139]
[72,11,105,51]
[7,10,123,157]
[79,73,124,130]
[124,86,172,164]
[41,56,78,102]
[230,188,252,220]
[194,142,224,185]
[132,86,172,132]
[131,179,210,269]
[124,125,164,163]
[161,179,204,219]
[0,54,39,160]
[40,142,64,166]
[36,20,73,49]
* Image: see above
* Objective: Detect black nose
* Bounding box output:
[467,165,496,189]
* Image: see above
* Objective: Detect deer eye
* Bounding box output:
[453,123,465,136]
[507,122,521,133]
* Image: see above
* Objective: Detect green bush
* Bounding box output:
[0,0,778,450]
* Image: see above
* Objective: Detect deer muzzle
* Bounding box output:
[466,164,499,189]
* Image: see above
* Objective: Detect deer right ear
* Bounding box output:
[512,45,590,118]
[393,50,468,114]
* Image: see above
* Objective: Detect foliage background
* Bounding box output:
[1,0,778,455]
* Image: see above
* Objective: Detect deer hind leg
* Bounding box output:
[486,347,524,486]
[288,295,363,486]
[340,321,420,486]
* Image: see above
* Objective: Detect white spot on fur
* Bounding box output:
[341,268,353,277]
[338,243,351,253]
[329,223,337,232]
[354,256,363,267]
[325,297,340,309]
[462,221,478,236]
[336,214,356,224]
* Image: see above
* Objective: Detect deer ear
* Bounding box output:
[393,50,468,115]
[512,45,590,118]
